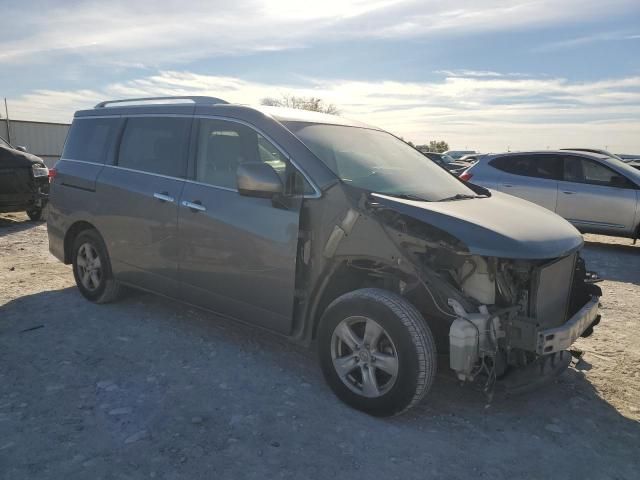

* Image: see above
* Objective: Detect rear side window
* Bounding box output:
[490,155,561,180]
[118,117,191,178]
[62,118,120,164]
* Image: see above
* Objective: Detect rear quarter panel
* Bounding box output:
[466,160,501,189]
[47,159,105,263]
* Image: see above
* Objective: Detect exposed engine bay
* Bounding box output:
[378,204,601,393]
[444,254,601,389]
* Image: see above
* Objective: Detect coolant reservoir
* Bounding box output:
[449,317,479,381]
[460,256,495,305]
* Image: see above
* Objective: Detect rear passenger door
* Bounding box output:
[96,116,192,297]
[178,118,303,335]
[556,156,638,235]
[492,154,561,211]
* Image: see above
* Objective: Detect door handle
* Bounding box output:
[182,200,206,212]
[153,192,175,203]
[562,191,576,195]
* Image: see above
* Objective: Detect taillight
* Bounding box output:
[48,167,57,182]
[459,171,473,182]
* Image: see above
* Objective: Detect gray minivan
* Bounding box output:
[48,97,602,416]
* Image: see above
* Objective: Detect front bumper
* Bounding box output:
[536,295,600,355]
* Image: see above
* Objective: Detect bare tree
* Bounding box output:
[415,141,449,153]
[261,94,339,114]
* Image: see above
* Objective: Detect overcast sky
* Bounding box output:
[1,0,639,152]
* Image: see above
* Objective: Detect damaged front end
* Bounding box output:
[365,191,602,394]
[445,255,601,393]
[0,144,49,214]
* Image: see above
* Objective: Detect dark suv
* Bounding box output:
[48,97,601,416]
[1,136,49,220]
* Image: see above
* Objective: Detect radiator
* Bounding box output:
[530,253,576,329]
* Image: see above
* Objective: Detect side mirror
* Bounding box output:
[16,145,28,152]
[237,162,283,198]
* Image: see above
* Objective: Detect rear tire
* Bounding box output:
[72,229,121,303]
[318,288,437,417]
[26,207,42,221]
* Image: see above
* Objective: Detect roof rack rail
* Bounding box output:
[95,96,229,108]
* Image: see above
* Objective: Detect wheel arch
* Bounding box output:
[308,258,421,341]
[302,258,454,356]
[63,220,100,264]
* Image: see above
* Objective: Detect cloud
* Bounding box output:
[1,0,638,65]
[534,30,640,52]
[7,70,640,152]
[435,70,505,78]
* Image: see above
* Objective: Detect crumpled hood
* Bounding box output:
[0,145,44,168]
[371,190,583,259]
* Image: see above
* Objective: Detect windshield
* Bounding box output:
[286,122,477,201]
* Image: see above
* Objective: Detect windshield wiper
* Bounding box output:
[382,193,431,202]
[437,193,488,202]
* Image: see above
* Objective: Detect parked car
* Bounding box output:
[444,150,477,160]
[561,148,624,161]
[458,153,485,163]
[48,97,601,416]
[461,150,640,239]
[422,151,468,174]
[0,135,49,220]
[616,154,640,171]
[618,154,640,162]
[625,161,640,171]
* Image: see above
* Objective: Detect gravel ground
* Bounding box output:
[1,212,639,479]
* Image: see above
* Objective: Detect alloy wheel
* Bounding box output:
[76,242,102,291]
[330,316,399,398]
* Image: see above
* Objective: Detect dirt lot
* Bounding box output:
[1,212,639,479]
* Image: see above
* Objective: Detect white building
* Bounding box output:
[1,119,69,167]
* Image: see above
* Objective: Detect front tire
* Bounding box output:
[72,229,121,303]
[26,207,42,221]
[318,288,437,417]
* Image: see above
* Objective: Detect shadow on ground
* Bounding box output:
[582,238,640,285]
[0,215,42,238]
[1,287,638,479]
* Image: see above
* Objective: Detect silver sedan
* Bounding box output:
[461,150,640,239]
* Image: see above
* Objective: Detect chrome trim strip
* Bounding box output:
[569,219,625,229]
[183,179,238,193]
[101,164,186,182]
[58,158,104,167]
